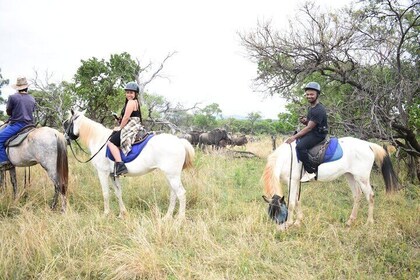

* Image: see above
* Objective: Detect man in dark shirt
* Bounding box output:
[285,82,328,182]
[0,77,36,166]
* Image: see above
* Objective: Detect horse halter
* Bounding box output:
[263,194,288,225]
[63,115,80,143]
[63,114,113,163]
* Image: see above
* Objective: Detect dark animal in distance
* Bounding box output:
[199,128,229,150]
[185,131,202,146]
[231,135,248,147]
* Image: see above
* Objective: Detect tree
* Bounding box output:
[31,71,75,129]
[240,0,420,182]
[192,103,223,130]
[0,69,9,120]
[72,52,139,124]
[247,112,262,134]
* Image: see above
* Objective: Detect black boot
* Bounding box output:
[114,162,128,176]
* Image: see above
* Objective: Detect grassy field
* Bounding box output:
[0,137,418,279]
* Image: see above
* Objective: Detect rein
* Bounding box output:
[67,134,113,163]
[286,143,303,222]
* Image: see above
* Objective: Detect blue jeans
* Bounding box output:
[0,122,26,162]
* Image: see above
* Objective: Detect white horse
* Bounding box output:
[262,137,400,230]
[64,110,195,219]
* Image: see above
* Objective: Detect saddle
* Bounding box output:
[106,132,155,163]
[307,138,330,167]
[300,137,343,171]
[133,127,149,144]
[5,124,37,147]
[1,125,37,171]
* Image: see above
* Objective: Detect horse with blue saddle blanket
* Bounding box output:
[262,136,400,230]
[64,110,195,219]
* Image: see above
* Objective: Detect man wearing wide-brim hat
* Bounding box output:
[0,76,36,167]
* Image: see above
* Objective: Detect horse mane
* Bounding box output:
[78,116,111,147]
[262,144,285,198]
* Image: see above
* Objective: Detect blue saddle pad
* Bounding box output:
[106,134,154,163]
[323,137,343,163]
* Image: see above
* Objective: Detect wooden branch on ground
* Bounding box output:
[226,149,259,158]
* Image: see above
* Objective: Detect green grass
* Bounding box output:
[0,139,418,279]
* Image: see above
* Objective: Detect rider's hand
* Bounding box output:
[299,116,307,125]
[113,127,121,131]
[285,136,296,144]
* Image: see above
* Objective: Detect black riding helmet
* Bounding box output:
[304,82,321,95]
[124,81,140,93]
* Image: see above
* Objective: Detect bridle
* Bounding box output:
[64,115,113,163]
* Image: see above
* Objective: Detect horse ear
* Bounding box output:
[262,195,272,203]
[71,108,74,115]
[280,196,285,203]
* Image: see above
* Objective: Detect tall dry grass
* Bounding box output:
[0,136,418,279]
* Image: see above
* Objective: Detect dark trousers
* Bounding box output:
[109,130,121,146]
[296,133,325,173]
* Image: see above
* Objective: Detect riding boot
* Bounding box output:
[115,162,128,176]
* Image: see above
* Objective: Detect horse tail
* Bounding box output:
[369,143,400,192]
[181,138,195,170]
[56,132,69,196]
[262,148,284,198]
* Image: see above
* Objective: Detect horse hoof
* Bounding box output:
[162,215,172,222]
[277,224,287,231]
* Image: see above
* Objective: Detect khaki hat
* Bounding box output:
[12,77,30,90]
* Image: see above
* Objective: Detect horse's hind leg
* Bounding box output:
[163,190,177,220]
[345,174,362,226]
[0,169,4,194]
[9,167,17,200]
[356,176,375,225]
[165,174,186,220]
[51,189,59,210]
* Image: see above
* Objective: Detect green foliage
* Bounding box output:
[0,69,9,120]
[408,98,420,132]
[31,81,75,128]
[72,52,139,123]
[192,103,222,130]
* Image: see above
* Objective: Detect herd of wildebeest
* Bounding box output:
[180,128,249,150]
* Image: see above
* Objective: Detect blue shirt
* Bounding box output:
[6,92,36,124]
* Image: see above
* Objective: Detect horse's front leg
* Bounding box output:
[294,199,304,227]
[110,176,127,218]
[285,180,300,228]
[98,171,111,216]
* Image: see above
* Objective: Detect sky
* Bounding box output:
[0,0,350,119]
